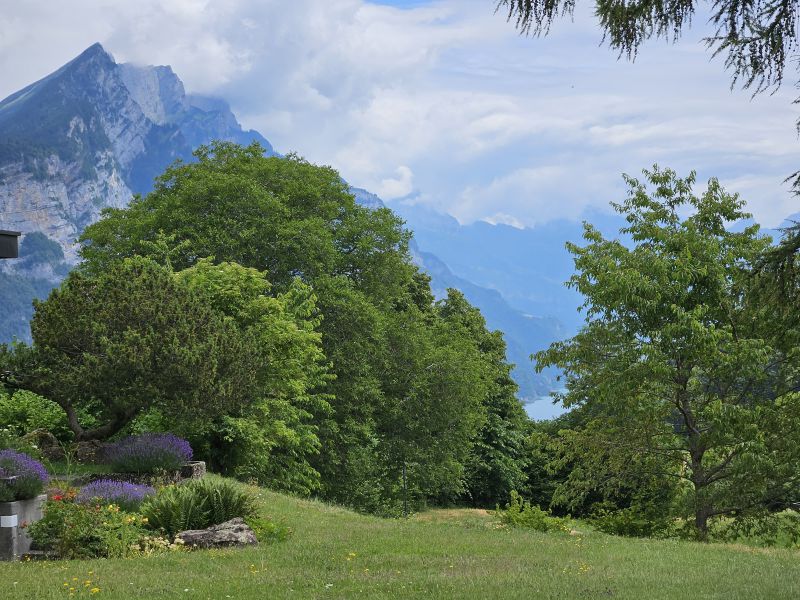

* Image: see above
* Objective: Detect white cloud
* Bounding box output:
[378,165,415,199]
[0,0,797,228]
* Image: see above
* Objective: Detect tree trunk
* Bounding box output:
[694,506,710,541]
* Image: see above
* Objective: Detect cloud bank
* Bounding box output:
[0,0,797,227]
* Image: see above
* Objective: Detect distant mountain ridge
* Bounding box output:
[0,43,567,412]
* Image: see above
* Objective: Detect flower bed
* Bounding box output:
[27,477,261,559]
[0,451,49,560]
[76,480,155,512]
[105,433,193,474]
[0,450,48,501]
[72,461,207,487]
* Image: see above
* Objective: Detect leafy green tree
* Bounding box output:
[376,300,489,510]
[2,257,260,441]
[80,142,413,303]
[174,259,332,494]
[535,166,800,538]
[438,289,530,506]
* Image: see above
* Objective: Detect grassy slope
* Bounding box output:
[2,486,799,600]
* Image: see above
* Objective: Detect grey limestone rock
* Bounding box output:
[176,517,258,549]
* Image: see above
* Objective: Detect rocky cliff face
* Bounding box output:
[0,43,272,276]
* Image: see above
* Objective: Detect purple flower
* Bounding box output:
[105,433,193,473]
[0,450,49,500]
[77,479,155,511]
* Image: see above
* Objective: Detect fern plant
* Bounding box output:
[141,478,257,537]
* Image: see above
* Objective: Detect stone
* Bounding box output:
[22,430,65,462]
[180,461,206,480]
[74,440,108,464]
[176,518,258,549]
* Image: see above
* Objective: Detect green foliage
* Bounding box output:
[0,427,42,459]
[707,511,800,547]
[3,257,262,441]
[439,289,530,506]
[244,515,293,544]
[535,166,800,538]
[77,142,519,514]
[0,388,72,442]
[175,260,331,495]
[26,500,149,559]
[80,142,413,300]
[589,502,675,539]
[495,490,569,533]
[141,478,258,538]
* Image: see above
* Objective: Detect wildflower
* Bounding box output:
[90,588,101,594]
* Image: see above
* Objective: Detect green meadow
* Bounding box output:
[2,482,798,600]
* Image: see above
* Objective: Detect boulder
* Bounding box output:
[74,440,108,463]
[176,518,258,549]
[22,430,65,462]
[180,461,207,480]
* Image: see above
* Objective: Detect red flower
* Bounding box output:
[52,494,64,501]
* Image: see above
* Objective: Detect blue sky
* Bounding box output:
[1,0,797,227]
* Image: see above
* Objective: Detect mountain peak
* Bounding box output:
[79,42,110,58]
[66,42,115,71]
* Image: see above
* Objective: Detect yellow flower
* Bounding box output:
[90,587,101,594]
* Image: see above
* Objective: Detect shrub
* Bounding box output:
[589,503,675,539]
[245,516,292,544]
[142,478,257,537]
[0,389,72,442]
[76,479,156,512]
[105,433,192,473]
[495,491,570,533]
[0,449,48,500]
[26,499,149,559]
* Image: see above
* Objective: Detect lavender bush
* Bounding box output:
[105,433,193,474]
[0,449,49,500]
[77,479,156,511]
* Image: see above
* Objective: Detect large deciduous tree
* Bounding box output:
[535,166,800,538]
[175,259,332,495]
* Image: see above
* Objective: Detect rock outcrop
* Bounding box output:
[176,518,258,549]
